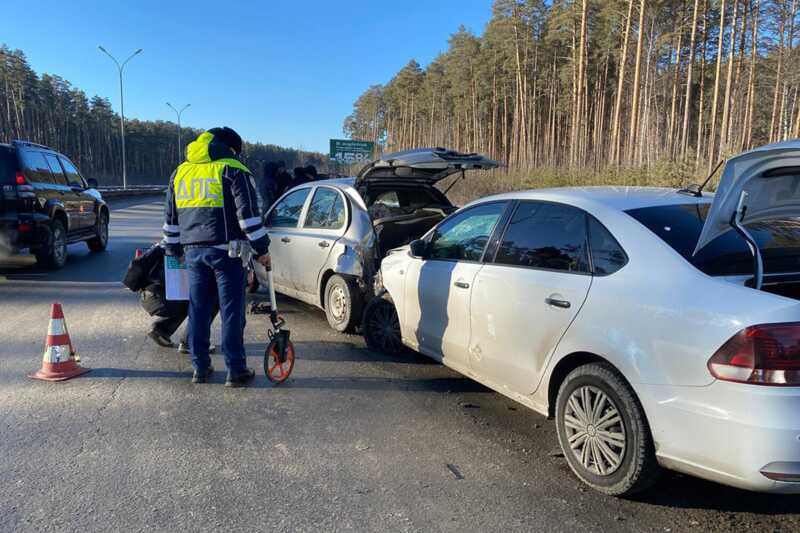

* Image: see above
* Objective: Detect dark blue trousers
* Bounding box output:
[185,247,247,373]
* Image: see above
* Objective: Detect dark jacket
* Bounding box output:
[123,244,188,318]
[163,131,270,256]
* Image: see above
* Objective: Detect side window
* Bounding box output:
[266,188,310,228]
[44,154,68,186]
[19,151,54,184]
[304,188,346,230]
[588,217,627,275]
[428,202,506,261]
[59,157,85,188]
[495,201,590,273]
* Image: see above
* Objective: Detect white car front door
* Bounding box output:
[264,188,312,292]
[469,201,593,395]
[401,202,508,370]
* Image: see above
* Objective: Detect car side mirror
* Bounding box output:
[409,239,429,259]
[86,178,99,189]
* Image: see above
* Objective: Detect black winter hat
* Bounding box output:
[208,127,243,155]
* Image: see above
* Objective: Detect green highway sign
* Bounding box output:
[330,139,374,164]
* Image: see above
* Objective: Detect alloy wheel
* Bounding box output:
[563,385,626,476]
[53,226,66,265]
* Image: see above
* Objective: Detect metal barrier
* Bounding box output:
[96,185,166,198]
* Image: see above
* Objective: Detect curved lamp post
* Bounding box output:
[98,46,142,189]
[166,102,191,161]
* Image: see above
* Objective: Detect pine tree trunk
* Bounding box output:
[707,0,726,171]
[611,0,635,165]
[681,0,701,158]
[628,0,647,164]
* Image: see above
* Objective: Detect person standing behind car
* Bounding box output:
[163,127,271,387]
[259,161,280,215]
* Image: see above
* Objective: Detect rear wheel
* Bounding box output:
[36,219,67,270]
[324,274,362,333]
[363,295,403,355]
[87,211,108,252]
[555,362,660,497]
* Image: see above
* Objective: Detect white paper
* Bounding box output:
[165,255,189,301]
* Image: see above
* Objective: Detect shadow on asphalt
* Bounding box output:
[245,341,438,365]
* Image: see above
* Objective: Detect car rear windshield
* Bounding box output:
[626,203,800,276]
[0,146,16,184]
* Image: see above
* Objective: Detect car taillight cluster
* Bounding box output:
[708,323,800,386]
[15,171,27,185]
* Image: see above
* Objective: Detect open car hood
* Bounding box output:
[355,147,499,187]
[694,140,800,255]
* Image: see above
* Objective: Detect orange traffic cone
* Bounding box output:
[29,303,90,382]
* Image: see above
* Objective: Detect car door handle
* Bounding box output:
[545,297,571,309]
[318,241,330,248]
[280,237,291,243]
[454,281,470,289]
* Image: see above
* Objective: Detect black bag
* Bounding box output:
[140,284,189,318]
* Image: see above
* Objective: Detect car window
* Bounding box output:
[19,151,54,184]
[374,191,400,208]
[588,217,627,275]
[266,188,310,228]
[495,201,590,273]
[304,188,346,230]
[627,203,800,276]
[0,146,16,184]
[44,154,68,186]
[59,157,85,188]
[428,202,506,261]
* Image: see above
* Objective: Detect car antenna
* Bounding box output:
[678,159,725,197]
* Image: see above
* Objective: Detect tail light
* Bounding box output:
[708,323,800,386]
[15,171,27,185]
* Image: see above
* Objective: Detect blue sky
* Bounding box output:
[3,0,492,154]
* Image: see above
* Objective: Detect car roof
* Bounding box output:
[472,186,714,212]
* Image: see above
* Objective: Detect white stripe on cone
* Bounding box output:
[48,318,66,336]
[43,344,70,364]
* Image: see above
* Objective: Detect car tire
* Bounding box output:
[555,362,661,497]
[363,294,404,355]
[87,211,109,252]
[36,219,67,270]
[324,274,362,333]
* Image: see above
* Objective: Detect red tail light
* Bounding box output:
[708,323,800,386]
[15,171,27,185]
[18,223,33,233]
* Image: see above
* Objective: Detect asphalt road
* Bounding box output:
[1,197,798,532]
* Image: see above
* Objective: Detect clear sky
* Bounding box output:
[3,0,492,154]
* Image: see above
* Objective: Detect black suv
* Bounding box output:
[0,140,109,269]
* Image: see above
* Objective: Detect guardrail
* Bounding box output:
[97,185,166,199]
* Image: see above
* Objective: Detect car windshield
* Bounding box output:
[626,203,800,276]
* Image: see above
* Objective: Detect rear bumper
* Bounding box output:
[637,380,800,493]
[0,217,49,252]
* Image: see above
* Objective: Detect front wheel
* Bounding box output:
[324,274,362,333]
[363,295,404,355]
[87,211,109,252]
[555,362,660,496]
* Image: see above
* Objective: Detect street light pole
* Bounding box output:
[98,46,142,190]
[166,102,191,162]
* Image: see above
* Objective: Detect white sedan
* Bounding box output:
[363,141,800,496]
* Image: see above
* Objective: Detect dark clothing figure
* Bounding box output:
[259,161,280,214]
[164,127,269,386]
[275,169,292,197]
[185,247,247,372]
[304,165,318,181]
[292,166,311,187]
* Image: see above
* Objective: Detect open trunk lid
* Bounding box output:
[355,147,499,187]
[694,140,800,255]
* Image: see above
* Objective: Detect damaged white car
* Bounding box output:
[253,148,498,332]
[364,140,800,496]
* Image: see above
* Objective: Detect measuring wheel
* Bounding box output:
[264,334,295,384]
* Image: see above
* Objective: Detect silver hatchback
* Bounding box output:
[253,148,498,332]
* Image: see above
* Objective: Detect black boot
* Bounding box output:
[191,365,214,384]
[225,368,255,388]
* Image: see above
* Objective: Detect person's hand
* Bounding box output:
[257,253,272,271]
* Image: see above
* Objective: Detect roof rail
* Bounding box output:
[11,139,53,151]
